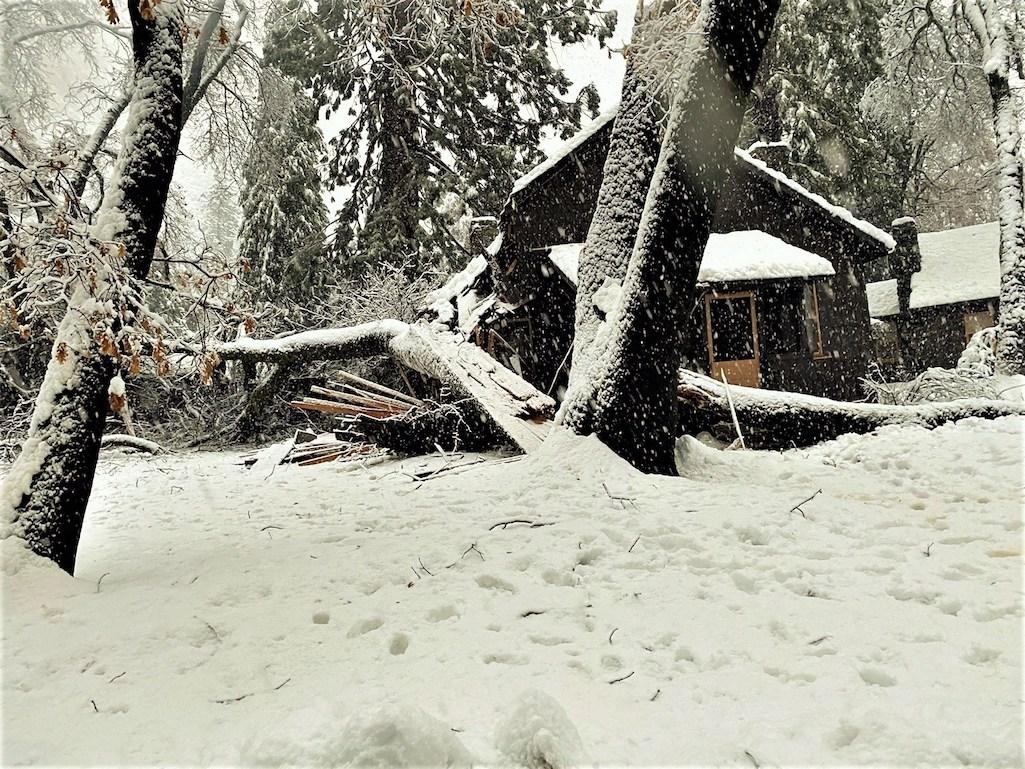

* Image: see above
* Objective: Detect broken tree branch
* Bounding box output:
[678,370,1025,450]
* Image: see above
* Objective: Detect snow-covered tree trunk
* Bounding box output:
[963,0,1025,373]
[70,88,132,199]
[559,0,780,474]
[570,51,667,378]
[1,1,185,574]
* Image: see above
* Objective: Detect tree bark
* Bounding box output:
[989,43,1025,373]
[570,51,667,378]
[70,88,132,200]
[2,2,185,574]
[559,0,780,474]
[677,371,1025,450]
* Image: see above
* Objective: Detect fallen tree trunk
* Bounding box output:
[678,371,1025,450]
[215,321,554,453]
[100,434,165,454]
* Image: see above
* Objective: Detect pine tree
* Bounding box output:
[265,0,615,272]
[237,71,329,303]
[744,0,900,224]
[202,175,241,263]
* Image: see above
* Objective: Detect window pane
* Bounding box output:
[709,296,755,361]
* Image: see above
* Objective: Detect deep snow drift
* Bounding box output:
[2,418,1022,766]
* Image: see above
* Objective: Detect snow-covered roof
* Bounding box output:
[510,106,619,196]
[508,102,894,252]
[732,148,896,251]
[866,221,1000,317]
[866,280,899,318]
[543,231,836,286]
[423,234,502,326]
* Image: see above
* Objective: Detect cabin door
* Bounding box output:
[705,291,760,388]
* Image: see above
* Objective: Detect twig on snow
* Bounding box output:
[744,750,760,768]
[90,699,99,712]
[608,671,635,685]
[650,688,661,701]
[923,542,934,557]
[608,628,618,645]
[214,691,254,704]
[489,519,555,531]
[96,572,110,593]
[628,536,640,553]
[461,543,485,561]
[790,489,822,518]
[808,635,831,646]
[108,671,126,683]
[418,557,434,577]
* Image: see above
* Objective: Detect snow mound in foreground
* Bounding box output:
[494,689,586,769]
[241,702,473,767]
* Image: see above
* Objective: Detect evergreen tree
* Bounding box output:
[202,175,241,263]
[266,0,615,272]
[744,0,900,223]
[237,71,329,303]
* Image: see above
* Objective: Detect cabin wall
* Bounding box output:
[700,279,866,401]
[889,298,998,371]
[486,131,886,402]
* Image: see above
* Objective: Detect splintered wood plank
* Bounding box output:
[309,386,410,414]
[290,398,398,420]
[406,326,554,453]
[329,369,424,407]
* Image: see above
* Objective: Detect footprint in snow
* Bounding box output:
[347,617,384,638]
[858,667,897,687]
[476,574,517,593]
[426,604,460,623]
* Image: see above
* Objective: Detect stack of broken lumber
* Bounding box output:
[281,435,385,466]
[290,370,425,423]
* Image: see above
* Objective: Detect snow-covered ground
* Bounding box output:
[2,418,1022,767]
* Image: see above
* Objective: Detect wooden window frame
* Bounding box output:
[704,290,760,366]
[807,282,829,360]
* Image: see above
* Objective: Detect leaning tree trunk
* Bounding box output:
[1,2,185,574]
[571,53,668,378]
[989,39,1025,373]
[559,0,781,474]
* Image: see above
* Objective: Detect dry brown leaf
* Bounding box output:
[108,392,126,413]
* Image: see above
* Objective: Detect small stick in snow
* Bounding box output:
[650,689,661,701]
[95,572,110,593]
[628,536,640,553]
[418,557,434,577]
[90,699,99,713]
[489,519,554,531]
[461,543,485,561]
[790,489,822,518]
[108,672,126,683]
[808,635,831,646]
[608,671,635,685]
[214,691,254,704]
[608,628,618,645]
[719,370,746,449]
[602,482,636,509]
[744,750,760,768]
[260,525,283,532]
[923,542,934,557]
[411,567,421,580]
[273,678,291,691]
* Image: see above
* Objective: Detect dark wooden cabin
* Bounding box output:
[428,105,895,402]
[866,220,1000,374]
